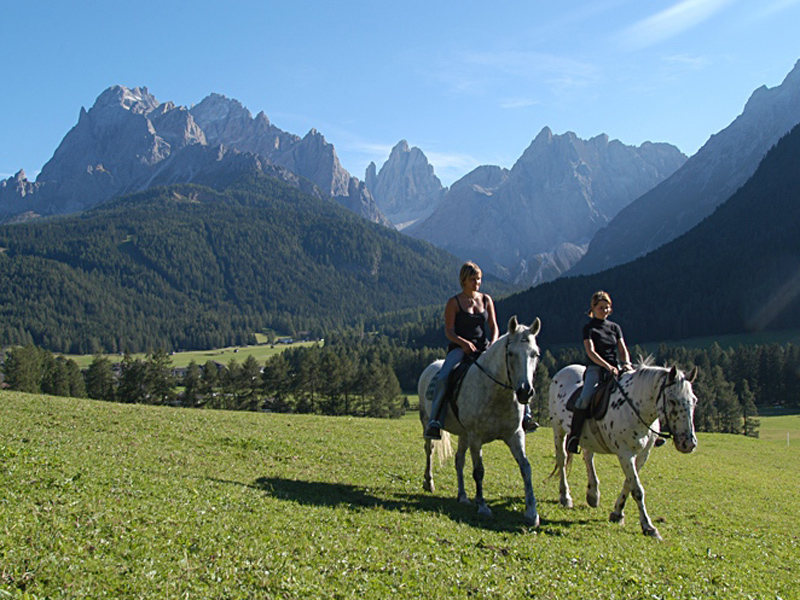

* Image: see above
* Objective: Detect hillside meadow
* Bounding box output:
[1,392,798,599]
[64,339,318,370]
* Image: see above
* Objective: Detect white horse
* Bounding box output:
[418,316,542,525]
[548,359,698,539]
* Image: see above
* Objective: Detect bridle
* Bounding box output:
[613,372,679,441]
[471,334,538,397]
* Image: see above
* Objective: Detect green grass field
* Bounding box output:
[1,391,798,599]
[64,340,319,369]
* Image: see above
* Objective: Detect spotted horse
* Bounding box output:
[548,358,698,540]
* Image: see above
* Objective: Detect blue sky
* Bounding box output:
[2,0,799,186]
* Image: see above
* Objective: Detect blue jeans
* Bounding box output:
[576,365,603,410]
[435,347,466,385]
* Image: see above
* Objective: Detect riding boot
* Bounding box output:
[522,404,539,434]
[566,409,588,454]
[423,377,449,440]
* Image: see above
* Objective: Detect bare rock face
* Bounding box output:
[405,128,685,285]
[189,94,387,223]
[365,140,446,229]
[571,59,800,276]
[0,87,387,225]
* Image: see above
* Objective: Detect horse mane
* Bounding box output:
[629,356,670,395]
[634,354,656,368]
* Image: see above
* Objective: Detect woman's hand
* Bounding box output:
[462,340,478,354]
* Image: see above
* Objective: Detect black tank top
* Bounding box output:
[449,294,489,352]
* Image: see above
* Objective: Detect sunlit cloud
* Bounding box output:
[500,98,539,109]
[621,0,735,49]
[662,53,712,69]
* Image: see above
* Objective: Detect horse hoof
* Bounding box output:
[643,527,663,541]
[477,505,493,518]
[423,480,434,493]
[609,511,624,524]
[586,492,600,508]
[560,496,573,509]
[525,512,540,528]
[457,494,471,505]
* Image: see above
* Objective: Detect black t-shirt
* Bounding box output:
[582,318,623,366]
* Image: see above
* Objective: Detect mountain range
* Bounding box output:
[496,120,800,346]
[570,59,800,276]
[399,129,686,286]
[0,87,387,225]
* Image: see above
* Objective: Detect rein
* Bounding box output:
[612,373,676,440]
[470,336,514,390]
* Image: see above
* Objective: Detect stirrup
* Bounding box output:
[566,436,581,454]
[522,418,539,434]
[424,421,442,440]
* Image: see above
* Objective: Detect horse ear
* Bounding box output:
[530,317,541,336]
[688,366,698,383]
[668,365,678,383]
[508,315,519,333]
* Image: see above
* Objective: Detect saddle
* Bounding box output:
[425,358,474,420]
[566,370,615,421]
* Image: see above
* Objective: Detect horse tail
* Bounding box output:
[431,431,454,465]
[544,451,573,483]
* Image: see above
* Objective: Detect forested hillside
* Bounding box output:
[0,174,464,353]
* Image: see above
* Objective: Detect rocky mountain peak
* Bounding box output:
[743,59,800,115]
[406,129,686,286]
[571,59,800,276]
[94,85,160,114]
[1,86,388,225]
[365,140,445,229]
[191,93,251,126]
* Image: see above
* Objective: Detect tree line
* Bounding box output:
[5,334,799,436]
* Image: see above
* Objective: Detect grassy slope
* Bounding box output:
[1,392,798,599]
[64,340,318,369]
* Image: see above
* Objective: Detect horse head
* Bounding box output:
[660,365,699,453]
[506,315,541,405]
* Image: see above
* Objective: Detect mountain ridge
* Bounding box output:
[495,121,800,346]
[570,58,800,276]
[0,86,387,225]
[402,127,685,286]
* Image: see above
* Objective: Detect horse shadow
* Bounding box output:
[248,476,578,534]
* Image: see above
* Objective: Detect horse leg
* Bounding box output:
[614,454,661,540]
[455,435,470,505]
[553,424,573,508]
[423,438,435,493]
[469,442,492,518]
[583,450,600,508]
[507,432,539,526]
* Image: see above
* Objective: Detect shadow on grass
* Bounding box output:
[247,475,582,534]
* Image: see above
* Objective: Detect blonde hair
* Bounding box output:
[588,290,612,316]
[459,261,482,288]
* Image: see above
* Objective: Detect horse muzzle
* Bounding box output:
[515,383,534,405]
[673,433,698,454]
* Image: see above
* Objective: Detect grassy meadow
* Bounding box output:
[1,391,798,599]
[64,340,319,370]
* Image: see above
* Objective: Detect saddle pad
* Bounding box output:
[566,378,614,421]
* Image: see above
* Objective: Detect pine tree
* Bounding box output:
[85,355,116,401]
